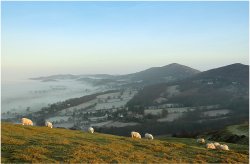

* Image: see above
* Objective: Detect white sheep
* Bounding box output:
[196,138,205,144]
[145,133,154,140]
[88,127,94,133]
[218,144,229,151]
[213,142,220,148]
[131,131,141,139]
[206,143,216,149]
[21,118,33,126]
[45,121,53,128]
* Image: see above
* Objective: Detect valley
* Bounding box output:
[2,63,249,141]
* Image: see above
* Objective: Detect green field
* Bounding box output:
[1,122,249,163]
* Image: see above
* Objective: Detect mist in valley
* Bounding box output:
[1,1,248,143]
[1,78,102,114]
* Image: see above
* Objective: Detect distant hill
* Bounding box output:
[190,63,249,86]
[128,63,249,107]
[30,63,200,86]
[114,63,249,140]
[30,74,79,81]
[2,122,248,163]
[30,74,115,81]
[118,63,200,85]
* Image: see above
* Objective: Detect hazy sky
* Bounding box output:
[2,1,249,81]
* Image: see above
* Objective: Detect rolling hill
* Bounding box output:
[30,74,79,81]
[1,122,249,163]
[30,63,200,86]
[128,63,249,107]
[117,63,249,139]
[118,63,200,85]
[191,63,249,86]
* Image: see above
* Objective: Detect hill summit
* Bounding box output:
[120,63,200,85]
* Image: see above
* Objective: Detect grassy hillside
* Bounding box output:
[118,63,200,85]
[1,122,249,163]
[205,123,249,145]
[128,63,249,107]
[227,123,249,137]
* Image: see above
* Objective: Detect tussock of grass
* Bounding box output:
[2,136,26,145]
[12,146,50,163]
[1,122,249,163]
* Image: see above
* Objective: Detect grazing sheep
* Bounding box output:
[21,118,33,126]
[218,144,229,151]
[206,143,216,149]
[45,121,53,128]
[213,142,220,148]
[88,127,94,133]
[145,133,154,140]
[131,131,141,139]
[196,138,205,144]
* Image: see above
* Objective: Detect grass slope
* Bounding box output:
[1,122,249,163]
[227,123,249,137]
[204,123,249,145]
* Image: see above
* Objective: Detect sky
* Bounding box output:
[1,1,249,81]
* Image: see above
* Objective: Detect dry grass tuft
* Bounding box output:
[2,135,26,145]
[12,146,51,163]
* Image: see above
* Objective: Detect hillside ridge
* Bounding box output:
[128,63,249,107]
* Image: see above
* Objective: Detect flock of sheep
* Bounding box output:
[131,131,154,140]
[197,138,229,151]
[21,117,229,151]
[21,118,94,133]
[21,118,153,139]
